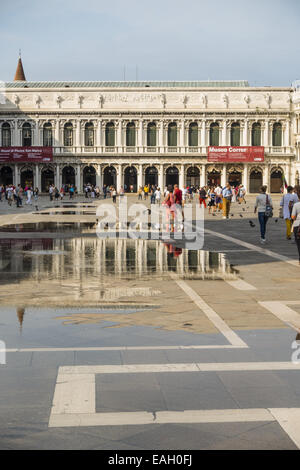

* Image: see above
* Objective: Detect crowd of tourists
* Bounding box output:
[0,183,38,207]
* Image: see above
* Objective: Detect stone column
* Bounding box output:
[137,164,143,189]
[76,164,81,192]
[55,163,60,188]
[94,121,99,147]
[264,120,269,147]
[54,120,60,148]
[75,121,81,149]
[15,164,20,186]
[242,164,248,190]
[221,164,227,187]
[35,164,40,190]
[158,164,164,190]
[116,164,122,191]
[263,165,269,186]
[284,120,290,148]
[200,164,206,187]
[117,121,122,149]
[32,121,38,146]
[179,120,185,148]
[158,121,164,151]
[179,164,185,189]
[96,164,102,188]
[242,120,248,146]
[221,120,227,146]
[138,120,143,150]
[201,121,206,147]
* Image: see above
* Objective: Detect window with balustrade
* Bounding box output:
[168,122,177,147]
[105,122,115,146]
[84,122,94,147]
[1,123,11,147]
[64,123,73,147]
[251,123,261,146]
[43,123,53,147]
[272,122,282,147]
[230,122,240,146]
[126,122,136,147]
[147,122,156,147]
[22,123,32,146]
[209,123,219,146]
[188,123,198,147]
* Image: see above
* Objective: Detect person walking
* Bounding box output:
[26,187,32,205]
[280,185,298,240]
[163,185,176,233]
[138,186,143,201]
[155,187,161,205]
[112,187,117,203]
[291,186,300,264]
[254,185,273,244]
[49,184,54,202]
[222,183,233,219]
[33,187,39,203]
[199,187,207,208]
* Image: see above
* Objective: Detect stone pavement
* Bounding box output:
[0,194,300,450]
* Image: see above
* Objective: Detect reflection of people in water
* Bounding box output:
[17,307,25,333]
[164,243,182,257]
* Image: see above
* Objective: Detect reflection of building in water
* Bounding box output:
[0,237,232,280]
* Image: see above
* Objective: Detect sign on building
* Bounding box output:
[208,146,264,163]
[0,147,53,163]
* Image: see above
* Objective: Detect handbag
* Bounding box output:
[265,194,273,218]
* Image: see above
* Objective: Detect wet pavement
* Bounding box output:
[1,195,300,449]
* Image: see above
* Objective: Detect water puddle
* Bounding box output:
[0,233,238,341]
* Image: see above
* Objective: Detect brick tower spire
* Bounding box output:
[14,50,26,81]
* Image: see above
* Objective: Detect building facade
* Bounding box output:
[1,68,300,193]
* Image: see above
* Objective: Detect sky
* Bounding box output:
[0,0,299,86]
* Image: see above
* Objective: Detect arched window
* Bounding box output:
[22,123,32,146]
[147,122,156,147]
[43,123,53,147]
[168,122,177,147]
[272,122,282,147]
[251,123,261,146]
[126,122,136,147]
[230,122,240,146]
[1,123,11,147]
[64,123,73,147]
[84,122,94,147]
[209,123,219,146]
[105,122,115,146]
[188,123,198,147]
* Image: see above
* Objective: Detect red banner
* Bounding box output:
[207,146,264,163]
[0,147,53,163]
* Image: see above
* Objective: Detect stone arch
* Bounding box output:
[270,166,284,193]
[207,165,221,187]
[20,164,34,188]
[0,165,13,185]
[83,165,96,187]
[227,165,243,188]
[41,164,55,192]
[145,166,158,187]
[124,165,137,192]
[186,166,200,187]
[103,165,116,188]
[62,165,76,187]
[165,165,179,187]
[249,166,263,193]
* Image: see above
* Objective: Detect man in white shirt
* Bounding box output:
[280,186,299,240]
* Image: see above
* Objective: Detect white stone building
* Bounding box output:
[0,58,299,193]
